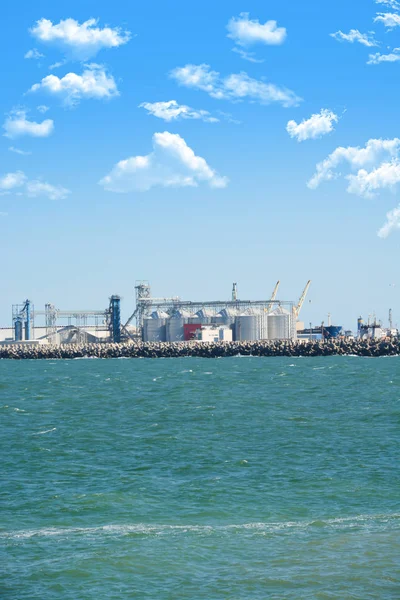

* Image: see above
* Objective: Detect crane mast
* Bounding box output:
[293,280,311,320]
[266,280,280,312]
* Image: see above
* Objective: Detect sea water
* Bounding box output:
[1,356,399,599]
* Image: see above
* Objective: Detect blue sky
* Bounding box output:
[1,0,400,330]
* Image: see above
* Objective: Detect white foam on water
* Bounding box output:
[32,427,57,436]
[2,513,399,541]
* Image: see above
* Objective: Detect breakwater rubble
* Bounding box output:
[1,339,399,359]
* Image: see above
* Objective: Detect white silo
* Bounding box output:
[235,313,258,341]
[267,307,291,340]
[213,307,238,327]
[195,308,214,324]
[235,309,266,341]
[143,310,168,342]
[166,309,191,342]
[188,308,214,325]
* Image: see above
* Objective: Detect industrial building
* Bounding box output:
[1,296,135,346]
[126,281,311,343]
[4,280,312,345]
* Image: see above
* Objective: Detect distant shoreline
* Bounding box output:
[0,339,399,359]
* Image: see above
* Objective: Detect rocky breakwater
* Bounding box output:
[0,338,399,359]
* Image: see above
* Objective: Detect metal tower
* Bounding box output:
[232,283,238,302]
[12,300,34,341]
[45,304,58,342]
[109,295,121,343]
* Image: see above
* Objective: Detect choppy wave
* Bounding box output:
[32,428,57,435]
[2,513,399,540]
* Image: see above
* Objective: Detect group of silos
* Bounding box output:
[143,306,293,342]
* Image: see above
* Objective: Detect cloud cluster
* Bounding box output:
[378,205,400,237]
[99,132,228,192]
[0,171,69,199]
[30,18,131,60]
[9,146,32,156]
[308,138,400,194]
[374,12,400,27]
[0,171,27,190]
[3,109,54,139]
[24,48,44,60]
[286,109,338,142]
[139,100,218,123]
[227,13,286,47]
[368,48,400,63]
[330,29,379,47]
[29,64,119,106]
[170,64,301,107]
[375,0,400,8]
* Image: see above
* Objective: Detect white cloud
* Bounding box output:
[374,12,400,28]
[9,146,32,156]
[0,171,27,190]
[29,64,119,106]
[308,138,400,191]
[30,18,131,60]
[37,105,49,113]
[3,109,54,139]
[346,160,400,197]
[49,60,67,70]
[227,13,286,46]
[286,109,338,142]
[375,0,400,8]
[139,100,218,122]
[99,132,228,193]
[0,171,69,199]
[26,180,70,200]
[367,48,400,63]
[232,47,264,63]
[378,204,400,237]
[170,64,301,107]
[330,29,379,47]
[24,48,44,59]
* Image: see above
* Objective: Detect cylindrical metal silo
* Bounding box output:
[166,309,191,342]
[268,307,291,340]
[15,318,23,341]
[143,310,168,342]
[194,308,213,324]
[235,310,260,341]
[213,308,238,327]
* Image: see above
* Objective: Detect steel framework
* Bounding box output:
[12,300,34,341]
[126,282,296,339]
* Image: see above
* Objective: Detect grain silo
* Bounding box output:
[235,311,260,341]
[166,309,192,342]
[267,307,292,340]
[143,310,168,342]
[213,307,238,327]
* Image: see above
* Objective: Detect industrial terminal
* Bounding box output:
[1,281,309,346]
[0,281,397,352]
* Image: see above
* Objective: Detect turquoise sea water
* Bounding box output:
[1,356,399,599]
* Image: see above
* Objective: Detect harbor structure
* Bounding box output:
[131,281,303,343]
[5,280,314,345]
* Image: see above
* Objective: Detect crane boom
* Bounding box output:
[266,281,280,312]
[294,280,311,319]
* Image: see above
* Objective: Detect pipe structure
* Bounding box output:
[24,300,31,341]
[109,295,121,343]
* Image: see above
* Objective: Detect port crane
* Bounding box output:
[293,280,311,320]
[265,281,280,312]
[231,283,238,302]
